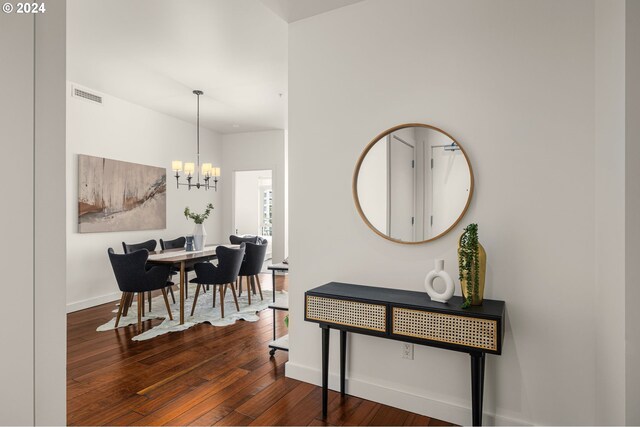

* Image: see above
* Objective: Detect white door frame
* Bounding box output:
[231,168,274,236]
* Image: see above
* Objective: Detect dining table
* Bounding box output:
[147,244,239,324]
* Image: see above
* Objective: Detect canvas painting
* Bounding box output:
[78,154,166,233]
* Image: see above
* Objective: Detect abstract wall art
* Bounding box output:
[78,154,166,233]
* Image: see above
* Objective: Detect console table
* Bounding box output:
[304,282,505,427]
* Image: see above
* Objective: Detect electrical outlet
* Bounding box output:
[401,343,414,360]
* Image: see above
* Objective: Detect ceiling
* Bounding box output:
[259,0,364,23]
[67,0,364,134]
[68,0,288,134]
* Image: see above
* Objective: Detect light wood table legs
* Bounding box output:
[137,293,143,330]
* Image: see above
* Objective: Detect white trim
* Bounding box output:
[284,362,529,426]
[66,292,120,313]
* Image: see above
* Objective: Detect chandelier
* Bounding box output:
[171,90,220,191]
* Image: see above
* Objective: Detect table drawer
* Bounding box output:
[392,307,498,352]
[306,295,387,332]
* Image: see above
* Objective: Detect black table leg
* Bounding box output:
[322,326,330,418]
[470,352,485,426]
[270,270,277,357]
[272,269,276,302]
[340,330,347,396]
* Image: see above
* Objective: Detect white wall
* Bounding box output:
[288,1,597,425]
[1,11,36,425]
[0,5,67,425]
[222,130,287,262]
[625,0,640,423]
[35,4,67,424]
[66,85,223,311]
[594,0,626,424]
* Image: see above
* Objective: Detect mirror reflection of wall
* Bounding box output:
[356,125,472,243]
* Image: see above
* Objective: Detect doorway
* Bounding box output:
[233,170,273,263]
[429,146,470,237]
[388,134,416,242]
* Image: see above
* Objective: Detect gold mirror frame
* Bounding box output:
[352,123,474,244]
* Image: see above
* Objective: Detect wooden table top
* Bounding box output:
[146,244,239,264]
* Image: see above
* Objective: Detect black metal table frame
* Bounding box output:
[268,263,289,356]
[319,325,485,426]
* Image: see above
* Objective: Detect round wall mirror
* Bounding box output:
[353,123,474,244]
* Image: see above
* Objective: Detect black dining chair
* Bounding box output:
[229,235,265,296]
[229,234,265,245]
[190,244,245,318]
[159,236,196,301]
[122,239,161,311]
[160,236,185,250]
[107,248,174,331]
[122,239,157,254]
[236,241,268,305]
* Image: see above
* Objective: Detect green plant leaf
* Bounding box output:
[184,203,215,224]
[459,223,479,309]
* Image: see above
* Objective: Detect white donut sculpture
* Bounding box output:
[424,259,454,303]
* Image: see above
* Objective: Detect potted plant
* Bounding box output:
[458,223,486,308]
[184,203,214,251]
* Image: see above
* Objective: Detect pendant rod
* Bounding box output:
[196,90,201,183]
[174,89,216,190]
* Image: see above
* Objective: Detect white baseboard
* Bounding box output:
[66,292,120,313]
[285,362,529,426]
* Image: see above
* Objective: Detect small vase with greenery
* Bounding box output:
[458,223,485,308]
[184,203,214,251]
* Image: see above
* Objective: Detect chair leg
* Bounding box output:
[190,284,202,316]
[122,293,131,316]
[115,293,126,328]
[185,272,189,299]
[230,283,240,311]
[250,276,256,295]
[137,293,142,331]
[238,276,243,296]
[148,291,152,312]
[247,277,252,306]
[168,285,176,304]
[161,288,173,321]
[219,285,225,318]
[223,284,227,299]
[255,275,264,301]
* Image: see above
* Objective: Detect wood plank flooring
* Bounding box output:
[67,273,455,426]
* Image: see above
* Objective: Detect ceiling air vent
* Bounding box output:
[72,87,103,105]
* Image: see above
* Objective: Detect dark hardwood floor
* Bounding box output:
[67,273,455,426]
